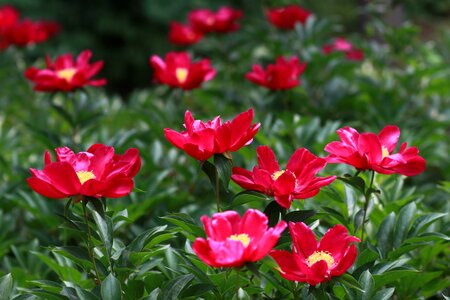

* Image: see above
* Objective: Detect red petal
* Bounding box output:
[256,146,279,173]
[378,125,400,152]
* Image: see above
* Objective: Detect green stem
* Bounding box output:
[82,200,102,284]
[361,170,375,244]
[215,166,221,212]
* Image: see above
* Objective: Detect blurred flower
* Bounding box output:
[1,19,59,49]
[323,38,364,61]
[164,108,260,161]
[193,209,286,268]
[232,146,335,209]
[271,222,360,286]
[267,5,311,30]
[27,144,141,200]
[0,4,19,49]
[150,51,215,90]
[325,125,426,176]
[246,56,306,90]
[24,50,106,92]
[168,22,203,46]
[188,6,242,33]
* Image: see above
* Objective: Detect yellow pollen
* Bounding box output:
[306,251,334,268]
[272,170,285,181]
[175,68,189,83]
[57,68,77,82]
[76,170,96,185]
[381,146,390,159]
[229,233,250,247]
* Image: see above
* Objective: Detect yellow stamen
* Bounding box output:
[306,251,334,268]
[175,68,188,83]
[229,233,250,247]
[381,146,390,159]
[57,68,77,82]
[272,170,285,181]
[76,170,96,185]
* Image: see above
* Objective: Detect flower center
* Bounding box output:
[229,233,250,247]
[381,146,390,159]
[175,68,189,83]
[76,170,96,184]
[272,170,285,181]
[306,251,334,268]
[57,68,77,82]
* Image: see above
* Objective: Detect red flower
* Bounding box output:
[270,222,360,286]
[0,5,19,49]
[325,125,426,176]
[232,146,335,209]
[188,7,242,33]
[24,50,106,92]
[2,19,59,49]
[246,56,306,90]
[323,38,364,61]
[168,22,203,46]
[193,209,287,268]
[164,108,260,161]
[27,144,141,200]
[267,5,311,30]
[150,52,215,90]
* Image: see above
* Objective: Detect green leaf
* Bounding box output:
[123,280,144,300]
[161,274,194,300]
[91,209,113,255]
[0,273,13,300]
[373,270,418,289]
[407,213,447,238]
[162,213,204,237]
[338,175,365,194]
[283,210,316,223]
[338,273,365,293]
[101,273,121,300]
[144,272,166,293]
[214,154,232,190]
[376,212,395,258]
[322,206,347,225]
[357,270,374,300]
[200,160,217,189]
[394,202,416,248]
[231,190,270,208]
[74,287,100,300]
[372,288,395,300]
[180,283,216,298]
[263,200,283,227]
[232,288,250,300]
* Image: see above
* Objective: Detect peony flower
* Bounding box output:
[164,109,260,160]
[232,146,335,209]
[27,144,141,200]
[164,108,260,161]
[24,50,106,92]
[1,19,59,49]
[193,209,287,268]
[168,22,203,46]
[323,38,364,61]
[150,51,215,90]
[270,222,360,286]
[324,125,426,176]
[0,5,19,49]
[246,56,306,90]
[188,6,242,34]
[267,5,311,30]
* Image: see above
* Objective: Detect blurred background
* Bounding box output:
[6,0,450,99]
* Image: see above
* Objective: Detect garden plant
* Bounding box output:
[0,1,449,299]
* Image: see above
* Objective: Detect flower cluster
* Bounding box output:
[323,38,364,61]
[0,4,59,50]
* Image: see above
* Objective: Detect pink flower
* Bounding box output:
[323,38,364,61]
[324,125,426,176]
[271,222,360,286]
[193,209,287,268]
[24,50,106,92]
[168,22,203,46]
[232,146,335,209]
[246,56,306,90]
[27,144,141,200]
[267,5,311,30]
[164,109,260,161]
[188,7,242,33]
[150,51,215,90]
